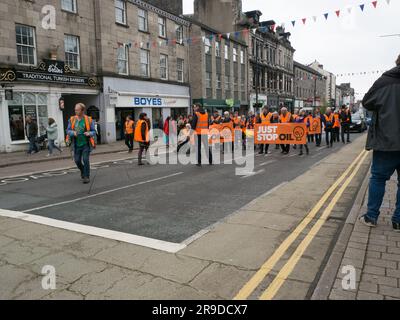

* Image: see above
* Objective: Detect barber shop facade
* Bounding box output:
[0,61,99,153]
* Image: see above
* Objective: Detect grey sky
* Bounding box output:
[183,0,400,100]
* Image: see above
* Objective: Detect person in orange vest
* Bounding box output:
[279,107,292,154]
[134,113,150,166]
[258,107,272,155]
[332,109,341,143]
[323,107,334,148]
[314,107,323,147]
[124,115,135,153]
[306,112,315,143]
[295,109,310,156]
[192,104,212,166]
[66,103,96,184]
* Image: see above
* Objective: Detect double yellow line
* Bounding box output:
[234,149,369,300]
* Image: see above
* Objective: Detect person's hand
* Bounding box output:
[73,131,77,137]
[84,132,90,137]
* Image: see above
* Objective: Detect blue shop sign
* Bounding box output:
[134,97,163,106]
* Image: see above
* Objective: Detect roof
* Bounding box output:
[294,61,324,77]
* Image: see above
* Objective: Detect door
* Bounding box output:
[115,109,135,141]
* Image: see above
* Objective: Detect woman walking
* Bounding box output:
[46,118,62,156]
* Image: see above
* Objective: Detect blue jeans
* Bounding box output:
[366,151,400,223]
[74,144,91,178]
[28,136,39,154]
[48,140,61,155]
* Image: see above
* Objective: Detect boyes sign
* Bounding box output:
[255,123,308,145]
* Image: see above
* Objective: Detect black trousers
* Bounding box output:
[315,134,322,146]
[197,135,212,165]
[138,142,149,164]
[177,138,189,152]
[259,144,270,154]
[325,129,334,146]
[125,133,134,151]
[281,144,290,153]
[307,134,315,143]
[333,128,340,142]
[341,124,351,143]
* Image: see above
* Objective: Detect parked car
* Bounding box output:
[350,113,367,133]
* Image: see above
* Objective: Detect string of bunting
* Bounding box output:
[336,70,387,77]
[117,0,391,49]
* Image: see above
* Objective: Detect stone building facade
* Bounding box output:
[309,60,337,108]
[294,61,326,110]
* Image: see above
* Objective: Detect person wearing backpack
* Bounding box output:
[66,103,96,184]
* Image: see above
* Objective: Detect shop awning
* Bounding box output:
[193,98,241,109]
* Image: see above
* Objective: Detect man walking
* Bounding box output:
[340,105,352,144]
[26,116,39,155]
[134,113,150,166]
[323,107,334,148]
[314,108,323,147]
[124,115,135,153]
[66,103,96,184]
[360,54,400,232]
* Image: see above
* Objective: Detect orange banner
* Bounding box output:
[220,122,234,143]
[255,123,308,145]
[308,118,322,134]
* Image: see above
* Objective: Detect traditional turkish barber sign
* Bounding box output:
[0,60,98,87]
[255,123,307,145]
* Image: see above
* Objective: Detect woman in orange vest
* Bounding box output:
[134,113,150,166]
[124,115,135,153]
[332,110,341,143]
[279,107,292,154]
[323,108,335,148]
[192,104,212,166]
[306,112,314,144]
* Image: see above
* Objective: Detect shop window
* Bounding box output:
[7,93,48,142]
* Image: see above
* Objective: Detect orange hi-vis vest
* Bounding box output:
[134,119,149,143]
[66,115,96,148]
[293,114,299,121]
[125,120,135,135]
[261,113,272,124]
[280,112,292,123]
[195,112,209,135]
[333,114,340,128]
[233,117,241,127]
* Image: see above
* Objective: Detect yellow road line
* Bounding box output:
[234,149,367,300]
[259,151,369,300]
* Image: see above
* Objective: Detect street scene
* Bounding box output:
[1,0,400,308]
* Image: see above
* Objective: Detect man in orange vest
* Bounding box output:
[332,109,341,143]
[323,107,334,148]
[124,115,135,153]
[279,107,292,154]
[306,112,315,143]
[134,113,150,166]
[66,103,96,184]
[192,104,212,166]
[258,107,272,155]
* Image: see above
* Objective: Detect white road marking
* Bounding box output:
[23,172,184,213]
[241,169,265,179]
[259,160,277,167]
[0,208,185,253]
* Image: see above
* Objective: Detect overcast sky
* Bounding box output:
[183,0,400,100]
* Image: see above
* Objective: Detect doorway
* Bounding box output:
[115,108,135,141]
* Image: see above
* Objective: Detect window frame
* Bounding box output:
[140,49,150,77]
[64,34,81,71]
[158,16,167,38]
[160,54,168,80]
[177,58,184,83]
[138,8,148,32]
[117,44,129,75]
[115,0,127,25]
[61,0,77,13]
[15,24,37,66]
[175,24,183,44]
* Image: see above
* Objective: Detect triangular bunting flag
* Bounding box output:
[218,34,223,40]
[324,13,329,20]
[202,36,205,43]
[372,1,378,8]
[347,7,353,14]
[291,20,296,27]
[335,10,341,17]
[252,28,257,34]
[234,31,240,39]
[302,18,306,25]
[140,42,143,48]
[360,4,365,11]
[312,16,317,22]
[386,0,391,5]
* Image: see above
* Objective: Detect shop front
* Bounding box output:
[102,77,190,143]
[0,61,99,153]
[193,98,241,115]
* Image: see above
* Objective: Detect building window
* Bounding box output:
[240,49,244,64]
[160,54,168,80]
[206,72,212,98]
[225,44,229,60]
[138,8,148,32]
[216,74,222,99]
[175,24,183,44]
[117,45,128,75]
[61,0,77,13]
[8,93,48,141]
[140,49,150,77]
[115,0,126,25]
[15,24,36,66]
[177,58,184,82]
[215,42,221,57]
[225,75,230,90]
[204,37,211,55]
[158,16,166,38]
[233,47,238,63]
[64,35,80,70]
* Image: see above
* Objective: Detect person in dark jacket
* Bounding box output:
[339,105,352,144]
[360,55,400,232]
[25,116,39,155]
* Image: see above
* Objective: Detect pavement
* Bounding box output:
[0,132,392,300]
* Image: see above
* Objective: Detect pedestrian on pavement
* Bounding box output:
[360,54,400,232]
[333,110,341,143]
[124,115,135,153]
[46,118,62,157]
[25,116,39,155]
[340,105,352,144]
[177,123,192,154]
[296,109,310,156]
[279,107,292,154]
[134,113,150,166]
[192,104,212,166]
[314,108,323,147]
[163,116,170,148]
[66,103,96,184]
[323,107,334,148]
